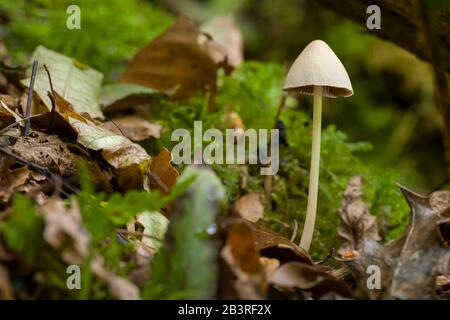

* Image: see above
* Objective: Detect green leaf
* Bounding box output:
[100,83,164,113]
[145,165,226,299]
[0,194,43,263]
[21,45,104,119]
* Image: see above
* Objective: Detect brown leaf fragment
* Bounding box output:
[102,116,163,141]
[201,16,244,68]
[0,165,30,202]
[91,255,140,300]
[436,274,450,298]
[120,16,230,100]
[11,131,78,176]
[430,191,450,217]
[221,221,266,299]
[338,176,380,257]
[231,192,264,222]
[40,198,90,265]
[269,262,351,298]
[145,147,179,193]
[343,186,450,299]
[47,91,151,188]
[244,220,313,265]
[0,263,13,300]
[437,217,450,247]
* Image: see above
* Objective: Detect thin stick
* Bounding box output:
[24,60,38,137]
[300,86,323,251]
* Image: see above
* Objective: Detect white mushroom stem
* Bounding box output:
[300,85,323,252]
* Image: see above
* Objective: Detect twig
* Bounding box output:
[145,168,169,193]
[43,64,57,129]
[106,117,126,137]
[24,60,38,137]
[317,248,335,265]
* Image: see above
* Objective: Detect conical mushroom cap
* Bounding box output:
[283,40,353,98]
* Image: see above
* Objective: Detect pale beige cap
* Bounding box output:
[283,40,353,98]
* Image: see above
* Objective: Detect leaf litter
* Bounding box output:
[0,15,448,301]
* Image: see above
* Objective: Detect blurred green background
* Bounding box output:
[0,0,444,193]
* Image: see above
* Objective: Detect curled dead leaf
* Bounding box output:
[269,262,351,298]
[243,220,313,265]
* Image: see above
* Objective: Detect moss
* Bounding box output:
[0,0,173,80]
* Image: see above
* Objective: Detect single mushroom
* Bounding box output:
[283,40,353,252]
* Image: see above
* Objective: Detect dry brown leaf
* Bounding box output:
[91,255,140,300]
[431,191,450,217]
[45,91,151,189]
[221,221,266,299]
[201,16,244,68]
[343,186,450,299]
[120,16,230,104]
[269,262,351,298]
[11,131,78,176]
[0,263,13,300]
[0,165,30,202]
[40,198,90,265]
[145,147,179,193]
[102,116,163,141]
[231,192,264,222]
[243,220,313,265]
[337,176,380,257]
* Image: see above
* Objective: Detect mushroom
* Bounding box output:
[283,40,353,251]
